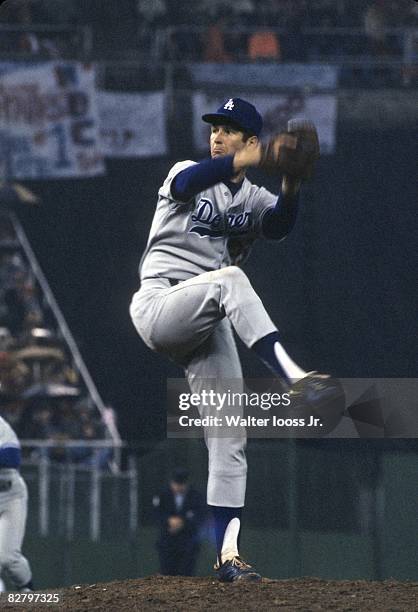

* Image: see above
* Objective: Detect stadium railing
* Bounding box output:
[20,439,136,542]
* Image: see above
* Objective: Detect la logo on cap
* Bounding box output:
[224,99,234,111]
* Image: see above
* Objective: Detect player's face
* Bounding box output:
[210,123,247,158]
[170,481,187,495]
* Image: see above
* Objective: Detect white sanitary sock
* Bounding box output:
[274,342,307,382]
[221,517,241,563]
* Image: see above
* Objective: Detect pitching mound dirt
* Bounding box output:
[2,575,418,611]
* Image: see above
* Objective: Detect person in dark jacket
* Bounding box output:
[153,468,205,576]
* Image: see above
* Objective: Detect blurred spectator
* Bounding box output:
[17,31,41,54]
[137,0,167,26]
[231,0,255,26]
[2,287,26,335]
[0,212,111,454]
[17,31,61,58]
[0,327,31,395]
[0,252,26,291]
[0,1,70,58]
[0,326,12,352]
[67,421,112,468]
[203,16,232,63]
[1,0,413,65]
[248,28,281,61]
[20,404,56,440]
[0,0,31,24]
[153,468,206,576]
[0,217,17,246]
[0,398,24,431]
[197,0,228,23]
[13,393,110,465]
[0,253,43,336]
[0,349,30,395]
[13,328,76,386]
[136,0,168,58]
[364,1,390,56]
[56,398,83,439]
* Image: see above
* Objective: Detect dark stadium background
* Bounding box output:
[15,124,418,443]
[1,0,418,589]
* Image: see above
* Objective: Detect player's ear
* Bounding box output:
[247,134,259,146]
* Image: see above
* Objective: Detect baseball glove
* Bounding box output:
[259,119,320,180]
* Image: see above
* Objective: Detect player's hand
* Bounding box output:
[232,138,264,172]
[233,133,298,173]
[167,515,184,534]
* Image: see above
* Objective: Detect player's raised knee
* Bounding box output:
[220,265,250,286]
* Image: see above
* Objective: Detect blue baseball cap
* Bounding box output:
[202,97,263,137]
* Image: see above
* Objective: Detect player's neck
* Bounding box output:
[231,169,246,183]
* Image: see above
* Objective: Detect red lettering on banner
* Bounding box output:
[0,86,90,124]
[0,84,45,124]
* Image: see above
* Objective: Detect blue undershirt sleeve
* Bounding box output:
[172,155,235,202]
[261,189,300,240]
[0,446,21,468]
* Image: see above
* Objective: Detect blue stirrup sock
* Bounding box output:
[251,331,307,384]
[210,506,242,564]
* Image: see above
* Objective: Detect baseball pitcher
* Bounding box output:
[0,416,34,592]
[130,98,343,581]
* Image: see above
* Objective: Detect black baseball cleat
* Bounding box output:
[215,556,262,583]
[287,371,345,434]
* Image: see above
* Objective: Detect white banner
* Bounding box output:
[0,62,104,179]
[193,92,338,155]
[189,63,339,89]
[98,91,167,158]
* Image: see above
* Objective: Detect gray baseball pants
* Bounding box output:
[130,266,277,507]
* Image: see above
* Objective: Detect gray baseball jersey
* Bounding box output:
[0,416,32,589]
[131,162,282,507]
[0,416,21,502]
[140,160,278,280]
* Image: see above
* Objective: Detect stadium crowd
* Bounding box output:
[0,0,416,62]
[0,212,110,467]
